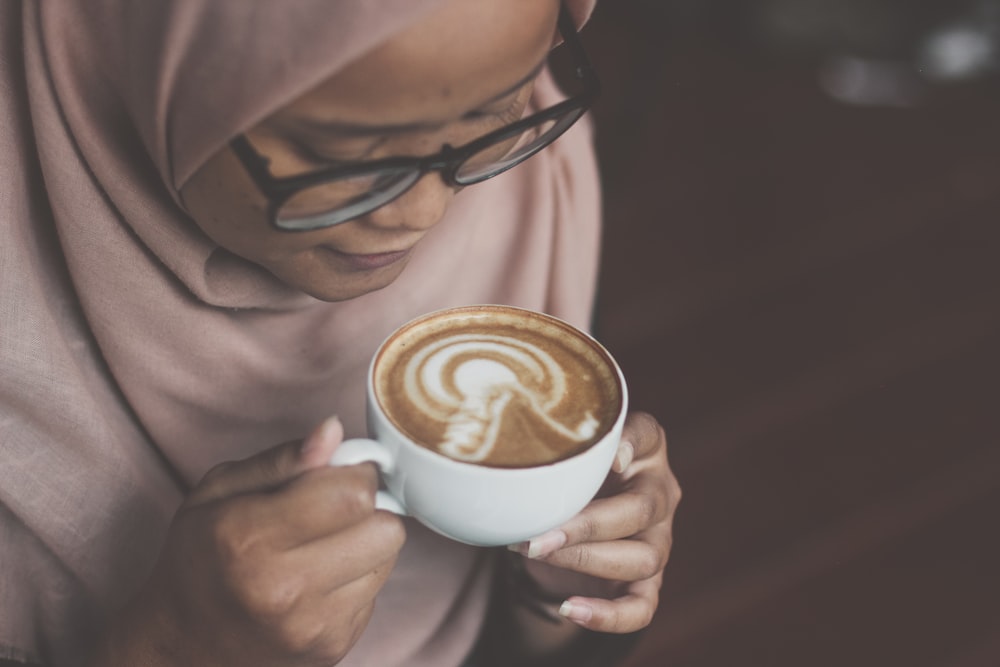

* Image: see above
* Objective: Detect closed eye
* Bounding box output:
[285,134,388,167]
[461,86,531,127]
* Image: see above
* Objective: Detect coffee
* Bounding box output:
[374,306,622,468]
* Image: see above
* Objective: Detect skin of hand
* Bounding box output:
[87,417,406,667]
[510,411,681,634]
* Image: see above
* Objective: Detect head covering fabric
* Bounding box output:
[0,1,600,665]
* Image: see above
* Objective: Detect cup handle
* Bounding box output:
[328,438,407,515]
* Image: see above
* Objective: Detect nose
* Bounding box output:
[360,172,458,232]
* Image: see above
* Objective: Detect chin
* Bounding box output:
[291,263,408,302]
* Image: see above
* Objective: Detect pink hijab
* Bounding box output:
[0,1,599,665]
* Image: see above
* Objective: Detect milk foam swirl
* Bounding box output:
[403,333,600,462]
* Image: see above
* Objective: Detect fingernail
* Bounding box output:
[320,415,342,442]
[559,600,593,624]
[613,441,634,473]
[526,529,567,559]
[302,416,341,459]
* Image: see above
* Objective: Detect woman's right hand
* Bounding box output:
[90,417,406,667]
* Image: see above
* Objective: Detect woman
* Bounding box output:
[0,1,681,665]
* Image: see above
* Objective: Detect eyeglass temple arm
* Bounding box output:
[230,134,275,188]
[557,4,601,94]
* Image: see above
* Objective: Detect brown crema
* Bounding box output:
[374,306,622,467]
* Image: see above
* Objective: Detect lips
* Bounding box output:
[321,245,414,271]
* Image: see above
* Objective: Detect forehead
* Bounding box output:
[267,0,559,129]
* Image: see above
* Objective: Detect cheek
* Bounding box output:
[180,150,284,257]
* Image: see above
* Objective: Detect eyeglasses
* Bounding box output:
[230,4,600,232]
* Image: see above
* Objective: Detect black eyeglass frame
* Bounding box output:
[230,4,601,231]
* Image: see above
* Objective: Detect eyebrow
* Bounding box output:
[285,57,549,138]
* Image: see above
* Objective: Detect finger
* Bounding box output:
[298,512,406,594]
[233,543,399,661]
[513,473,673,558]
[573,478,671,542]
[217,512,405,623]
[186,417,343,508]
[620,411,666,463]
[611,440,634,474]
[558,575,662,633]
[239,463,384,548]
[536,527,671,582]
[301,574,382,659]
[282,558,400,661]
[263,513,404,608]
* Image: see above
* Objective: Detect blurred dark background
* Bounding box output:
[581,1,1000,665]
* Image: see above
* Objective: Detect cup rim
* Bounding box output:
[367,304,628,473]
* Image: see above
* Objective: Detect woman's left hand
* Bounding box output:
[510,411,681,633]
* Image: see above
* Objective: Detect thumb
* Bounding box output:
[186,416,344,508]
[298,415,345,468]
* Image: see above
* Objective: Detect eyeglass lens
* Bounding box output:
[276,169,420,230]
[454,108,584,183]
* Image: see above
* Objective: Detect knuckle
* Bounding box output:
[658,529,675,568]
[636,544,665,580]
[373,512,407,551]
[242,571,304,621]
[328,468,377,520]
[641,589,661,628]
[210,506,254,563]
[209,503,270,566]
[338,479,376,519]
[323,604,373,662]
[280,600,373,663]
[270,614,325,655]
[636,604,656,630]
[257,447,290,483]
[634,491,659,528]
[200,460,235,484]
[630,412,662,445]
[603,600,655,633]
[570,545,592,571]
[194,461,237,498]
[606,605,626,632]
[577,513,600,542]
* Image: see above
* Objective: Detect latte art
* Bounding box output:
[375,306,622,468]
[404,334,601,462]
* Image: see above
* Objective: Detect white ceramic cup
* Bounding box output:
[330,305,628,547]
